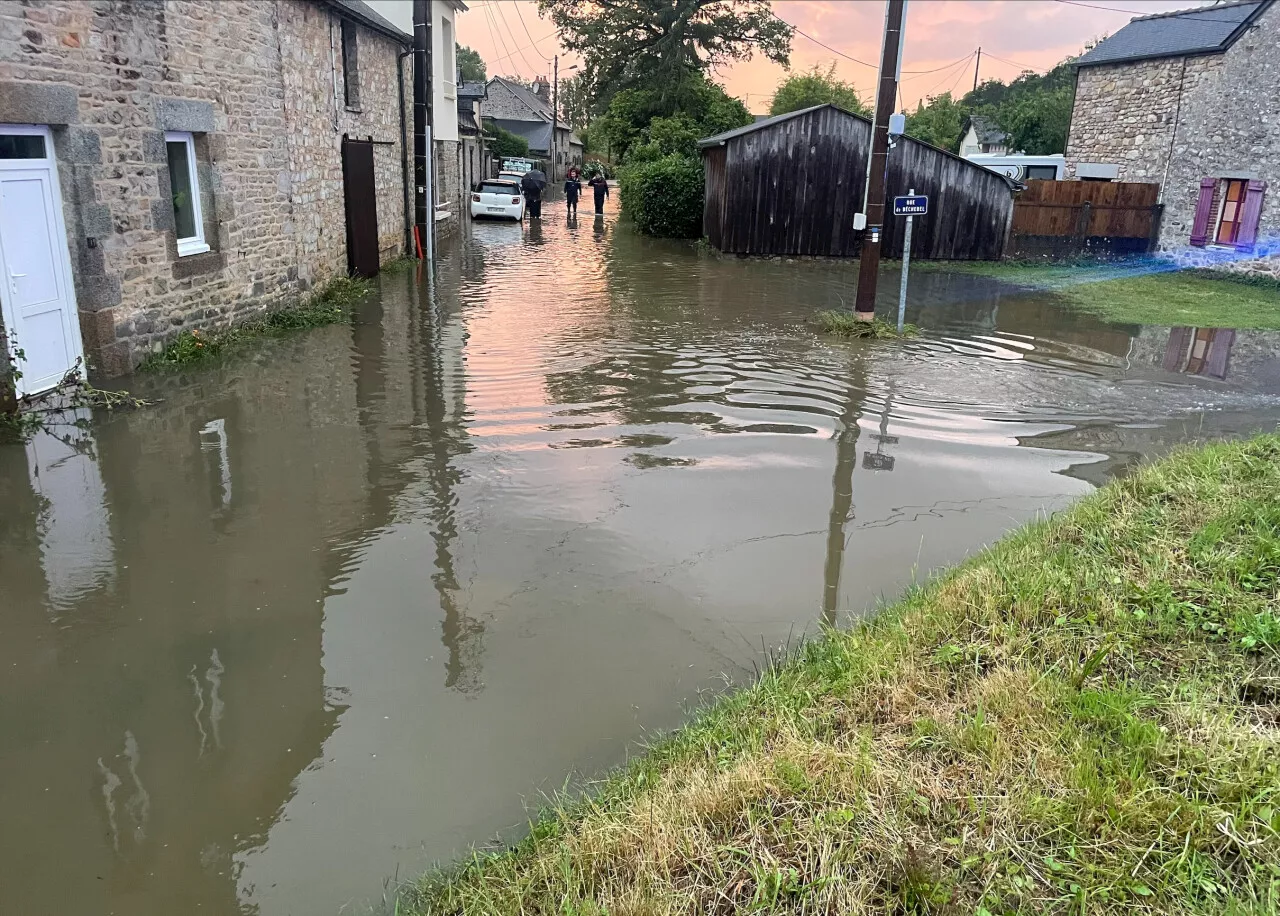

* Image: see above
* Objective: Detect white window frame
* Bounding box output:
[164,130,209,257]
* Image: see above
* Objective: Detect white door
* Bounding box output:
[0,124,84,396]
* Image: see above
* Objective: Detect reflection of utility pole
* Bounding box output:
[821,357,867,628]
[854,0,907,320]
[863,386,897,472]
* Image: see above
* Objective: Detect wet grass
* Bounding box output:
[924,260,1280,329]
[814,311,919,338]
[139,276,374,371]
[405,433,1280,915]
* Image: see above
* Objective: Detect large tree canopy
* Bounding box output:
[593,73,750,162]
[769,63,867,117]
[537,0,792,106]
[457,44,486,82]
[904,91,965,152]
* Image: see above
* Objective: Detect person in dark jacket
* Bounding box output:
[520,171,545,219]
[563,168,582,216]
[588,173,610,214]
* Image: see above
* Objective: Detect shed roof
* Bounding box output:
[1075,0,1270,67]
[325,0,412,44]
[697,103,1018,189]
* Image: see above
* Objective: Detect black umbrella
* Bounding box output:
[524,168,547,190]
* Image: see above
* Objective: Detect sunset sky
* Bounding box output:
[457,0,1206,112]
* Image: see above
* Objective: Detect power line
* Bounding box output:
[513,2,553,62]
[1052,0,1254,23]
[900,51,979,81]
[490,3,539,74]
[982,51,1044,73]
[918,52,975,99]
[479,3,515,74]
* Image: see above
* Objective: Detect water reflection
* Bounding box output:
[3,203,1280,915]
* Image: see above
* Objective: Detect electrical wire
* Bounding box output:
[490,3,539,74]
[982,51,1044,73]
[900,50,979,81]
[917,52,975,100]
[479,2,516,74]
[486,31,561,70]
[513,2,553,62]
[1052,0,1252,23]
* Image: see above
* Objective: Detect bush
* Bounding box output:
[619,155,704,238]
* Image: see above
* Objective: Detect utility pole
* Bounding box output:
[413,0,435,266]
[551,54,559,181]
[973,46,982,92]
[853,0,907,319]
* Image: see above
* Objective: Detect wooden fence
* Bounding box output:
[1007,180,1162,259]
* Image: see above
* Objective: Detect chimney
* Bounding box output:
[531,76,550,106]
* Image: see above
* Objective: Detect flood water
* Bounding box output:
[4,202,1280,915]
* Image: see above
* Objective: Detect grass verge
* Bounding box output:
[407,433,1280,915]
[139,276,373,371]
[814,311,919,339]
[921,260,1280,329]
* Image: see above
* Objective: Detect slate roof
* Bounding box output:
[964,115,1007,146]
[458,109,481,133]
[458,81,488,99]
[1076,0,1271,67]
[325,0,412,44]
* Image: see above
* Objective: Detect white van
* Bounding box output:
[964,154,1066,182]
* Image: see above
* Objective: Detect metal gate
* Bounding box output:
[341,136,379,279]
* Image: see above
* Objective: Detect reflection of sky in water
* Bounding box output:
[4,206,1280,916]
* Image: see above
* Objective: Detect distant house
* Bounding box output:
[457,81,490,192]
[698,104,1016,260]
[960,116,1009,156]
[484,76,582,179]
[1065,0,1279,269]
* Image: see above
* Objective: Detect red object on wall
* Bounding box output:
[1235,179,1267,251]
[1189,177,1216,247]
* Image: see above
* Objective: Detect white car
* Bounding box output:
[470,179,525,221]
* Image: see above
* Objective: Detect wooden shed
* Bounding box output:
[699,104,1016,260]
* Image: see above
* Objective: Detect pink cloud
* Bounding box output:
[457,0,1203,112]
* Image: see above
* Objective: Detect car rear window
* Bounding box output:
[481,182,518,195]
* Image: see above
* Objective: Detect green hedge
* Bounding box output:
[619,155,704,238]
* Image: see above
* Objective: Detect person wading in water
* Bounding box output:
[588,172,610,215]
[563,167,582,217]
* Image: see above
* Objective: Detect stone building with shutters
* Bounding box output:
[1064,0,1280,276]
[0,0,413,389]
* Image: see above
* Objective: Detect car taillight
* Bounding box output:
[472,194,481,202]
[512,197,521,204]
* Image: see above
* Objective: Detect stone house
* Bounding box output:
[0,0,417,392]
[959,115,1009,156]
[484,75,582,180]
[1065,0,1279,273]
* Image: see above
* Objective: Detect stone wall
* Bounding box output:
[1158,5,1280,260]
[435,138,461,236]
[0,0,410,377]
[484,78,540,120]
[1065,55,1220,183]
[1065,4,1280,272]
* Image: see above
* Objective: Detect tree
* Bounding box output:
[904,91,965,152]
[537,0,792,106]
[594,73,750,163]
[485,121,529,159]
[558,72,595,130]
[457,44,486,82]
[999,85,1073,155]
[769,62,867,116]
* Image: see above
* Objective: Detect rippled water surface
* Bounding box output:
[4,204,1280,915]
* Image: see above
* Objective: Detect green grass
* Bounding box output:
[405,433,1280,915]
[140,276,374,371]
[922,260,1280,329]
[814,311,919,339]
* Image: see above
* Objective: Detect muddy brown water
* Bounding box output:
[4,204,1280,914]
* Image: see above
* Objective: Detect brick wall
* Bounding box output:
[0,0,410,377]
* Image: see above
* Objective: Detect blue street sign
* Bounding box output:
[893,195,928,216]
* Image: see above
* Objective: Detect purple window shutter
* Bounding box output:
[1234,180,1267,251]
[1203,329,1235,380]
[1189,177,1216,247]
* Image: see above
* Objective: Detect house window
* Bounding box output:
[165,131,208,257]
[441,18,456,99]
[342,20,360,110]
[1215,178,1248,245]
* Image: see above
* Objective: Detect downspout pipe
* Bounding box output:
[413,0,434,267]
[398,48,413,257]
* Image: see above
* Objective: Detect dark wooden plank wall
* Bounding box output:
[1008,179,1162,258]
[706,107,1014,260]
